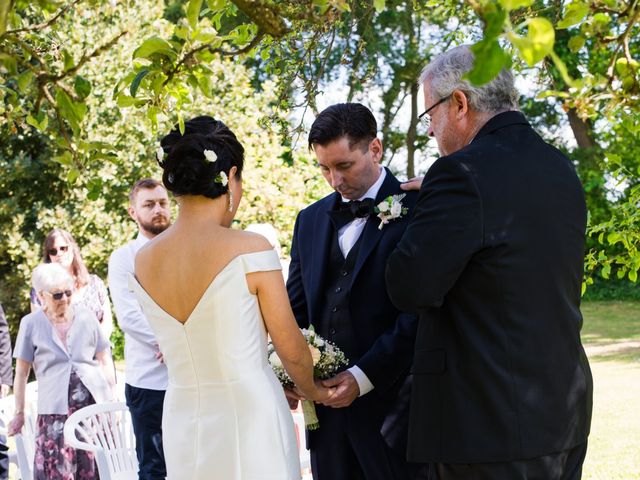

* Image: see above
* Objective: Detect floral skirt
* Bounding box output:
[34,370,100,480]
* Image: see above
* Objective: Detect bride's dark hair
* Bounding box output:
[158,116,244,199]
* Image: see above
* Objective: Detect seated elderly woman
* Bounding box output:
[8,262,115,480]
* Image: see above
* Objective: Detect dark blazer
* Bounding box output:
[0,304,13,386]
[386,111,593,463]
[287,169,418,452]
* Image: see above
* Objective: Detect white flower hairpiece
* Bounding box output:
[156,146,164,163]
[218,171,228,187]
[203,149,217,163]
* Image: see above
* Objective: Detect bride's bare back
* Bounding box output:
[135,221,271,323]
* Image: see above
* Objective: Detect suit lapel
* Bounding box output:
[351,169,402,286]
[308,192,340,317]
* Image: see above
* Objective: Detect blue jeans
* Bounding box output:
[125,384,166,480]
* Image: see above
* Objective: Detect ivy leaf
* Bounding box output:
[557,2,589,29]
[133,37,178,62]
[374,0,386,13]
[130,69,150,97]
[465,39,509,85]
[187,0,203,28]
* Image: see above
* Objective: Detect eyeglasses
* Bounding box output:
[418,95,452,127]
[48,246,69,257]
[47,290,73,301]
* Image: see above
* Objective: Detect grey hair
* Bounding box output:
[32,263,74,293]
[419,45,519,113]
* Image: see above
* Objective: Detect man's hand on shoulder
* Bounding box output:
[319,371,359,408]
[400,176,424,191]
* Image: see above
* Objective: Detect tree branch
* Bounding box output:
[1,0,82,38]
[163,32,264,87]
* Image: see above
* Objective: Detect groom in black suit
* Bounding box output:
[386,45,593,479]
[286,103,418,480]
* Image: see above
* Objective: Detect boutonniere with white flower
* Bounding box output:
[375,194,408,230]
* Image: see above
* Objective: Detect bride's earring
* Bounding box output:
[228,189,234,212]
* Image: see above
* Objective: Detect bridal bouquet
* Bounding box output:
[268,325,348,430]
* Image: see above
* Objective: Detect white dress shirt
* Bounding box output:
[339,166,386,397]
[108,234,168,390]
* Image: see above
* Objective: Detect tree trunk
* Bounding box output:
[566,108,598,149]
[405,81,418,179]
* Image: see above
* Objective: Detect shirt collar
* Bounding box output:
[340,166,386,203]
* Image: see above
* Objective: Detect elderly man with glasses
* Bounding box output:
[387,45,592,480]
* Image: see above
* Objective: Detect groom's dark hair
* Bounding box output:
[308,103,377,152]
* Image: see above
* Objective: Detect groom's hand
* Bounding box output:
[319,371,359,408]
[284,387,302,410]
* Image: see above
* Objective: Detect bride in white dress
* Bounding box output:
[131,117,334,480]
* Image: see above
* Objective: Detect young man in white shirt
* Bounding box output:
[108,179,171,480]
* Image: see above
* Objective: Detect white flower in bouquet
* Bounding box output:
[269,351,283,368]
[267,325,348,430]
[308,345,322,365]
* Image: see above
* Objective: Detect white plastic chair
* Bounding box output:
[63,402,137,480]
[291,411,312,477]
[0,382,37,480]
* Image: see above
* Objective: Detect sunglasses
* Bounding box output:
[48,246,69,257]
[47,290,73,301]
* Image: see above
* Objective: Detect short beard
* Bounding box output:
[140,218,170,236]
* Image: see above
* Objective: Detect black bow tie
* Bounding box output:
[327,198,376,230]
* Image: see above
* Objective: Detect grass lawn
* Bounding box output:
[581,301,640,479]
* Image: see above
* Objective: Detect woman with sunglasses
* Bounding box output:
[30,228,113,341]
[8,262,115,480]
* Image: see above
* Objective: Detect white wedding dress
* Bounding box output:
[130,250,301,480]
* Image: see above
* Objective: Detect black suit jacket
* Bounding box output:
[287,169,418,450]
[386,111,593,463]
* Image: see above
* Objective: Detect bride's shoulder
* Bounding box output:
[230,229,272,255]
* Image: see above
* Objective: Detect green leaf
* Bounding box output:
[62,49,75,71]
[187,0,203,28]
[207,0,225,11]
[601,264,611,279]
[130,69,150,97]
[56,89,86,134]
[498,0,533,11]
[26,112,49,131]
[557,2,589,29]
[629,270,638,282]
[509,18,555,66]
[116,93,137,107]
[465,39,509,85]
[74,75,92,100]
[133,37,178,62]
[53,151,73,166]
[373,0,386,13]
[567,35,585,53]
[17,70,34,93]
[0,0,10,36]
[178,113,185,135]
[67,168,80,184]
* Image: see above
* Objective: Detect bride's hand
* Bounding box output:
[308,381,337,404]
